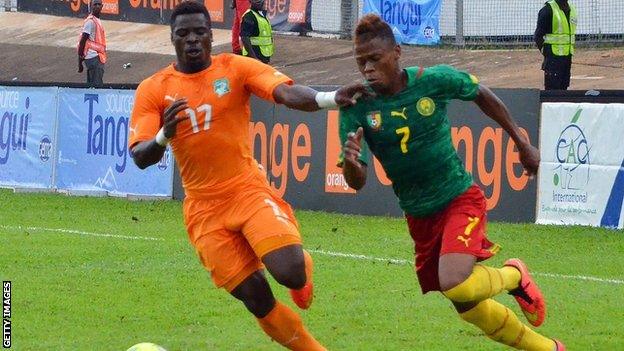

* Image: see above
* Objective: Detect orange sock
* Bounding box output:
[290,250,315,309]
[257,301,326,351]
[303,249,314,285]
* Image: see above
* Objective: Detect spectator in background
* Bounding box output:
[77,0,107,86]
[241,0,273,64]
[535,0,577,90]
[231,0,250,54]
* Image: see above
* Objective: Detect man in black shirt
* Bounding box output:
[534,0,577,90]
[240,0,273,64]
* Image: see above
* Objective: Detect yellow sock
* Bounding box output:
[257,301,326,351]
[460,299,555,351]
[443,264,521,302]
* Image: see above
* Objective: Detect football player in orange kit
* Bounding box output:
[128,2,367,350]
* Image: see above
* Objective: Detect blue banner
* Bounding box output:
[363,0,442,45]
[0,86,58,189]
[55,88,173,197]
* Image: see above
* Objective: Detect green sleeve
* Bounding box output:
[338,107,370,167]
[427,65,480,101]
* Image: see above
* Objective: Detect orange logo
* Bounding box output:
[101,0,119,15]
[288,0,307,23]
[204,0,224,22]
[325,110,356,193]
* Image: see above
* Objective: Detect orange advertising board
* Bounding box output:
[325,110,356,194]
[204,0,224,22]
[101,0,119,15]
[287,0,307,23]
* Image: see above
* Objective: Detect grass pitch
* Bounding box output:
[1,189,623,350]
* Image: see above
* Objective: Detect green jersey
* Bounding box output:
[339,65,479,217]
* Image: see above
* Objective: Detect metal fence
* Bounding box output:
[0,0,17,12]
[312,0,624,46]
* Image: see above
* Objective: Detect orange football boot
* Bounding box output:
[504,258,546,327]
[290,250,314,309]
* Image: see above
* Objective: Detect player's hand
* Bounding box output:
[78,57,84,73]
[335,82,375,107]
[162,98,190,139]
[343,127,364,167]
[518,142,540,178]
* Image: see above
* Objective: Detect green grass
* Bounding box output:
[1,189,623,350]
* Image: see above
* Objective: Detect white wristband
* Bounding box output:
[155,128,169,147]
[315,91,338,109]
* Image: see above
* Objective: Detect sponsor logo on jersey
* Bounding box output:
[213,78,230,97]
[367,111,382,131]
[416,97,435,117]
[391,107,408,120]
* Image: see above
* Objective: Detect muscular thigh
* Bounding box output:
[185,198,262,292]
[226,188,302,259]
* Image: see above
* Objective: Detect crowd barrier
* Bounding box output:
[3,82,622,227]
[0,83,173,197]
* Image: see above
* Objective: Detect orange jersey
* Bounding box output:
[129,54,292,199]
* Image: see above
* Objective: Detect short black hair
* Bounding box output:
[170,1,211,28]
[355,14,396,46]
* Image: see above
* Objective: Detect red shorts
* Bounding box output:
[405,184,500,294]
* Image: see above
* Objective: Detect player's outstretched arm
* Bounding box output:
[273,82,371,112]
[342,127,367,190]
[131,98,189,169]
[474,85,540,176]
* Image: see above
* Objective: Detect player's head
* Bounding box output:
[354,14,401,95]
[90,0,103,16]
[249,0,265,11]
[170,1,213,73]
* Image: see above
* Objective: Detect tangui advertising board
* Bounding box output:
[0,86,58,189]
[55,88,173,196]
[363,0,442,45]
[537,103,624,229]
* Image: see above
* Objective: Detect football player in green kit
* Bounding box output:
[339,14,565,351]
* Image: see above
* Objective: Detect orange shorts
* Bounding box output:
[184,183,301,292]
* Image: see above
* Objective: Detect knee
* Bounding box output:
[271,260,306,290]
[231,273,275,318]
[242,295,275,318]
[440,272,475,303]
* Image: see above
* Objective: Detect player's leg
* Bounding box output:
[229,270,325,351]
[221,188,324,350]
[192,226,324,351]
[262,244,314,309]
[235,189,315,310]
[437,185,559,350]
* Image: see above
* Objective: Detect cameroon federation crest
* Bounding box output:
[213,78,230,97]
[417,97,436,117]
[366,111,382,131]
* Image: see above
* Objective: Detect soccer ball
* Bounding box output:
[126,342,167,351]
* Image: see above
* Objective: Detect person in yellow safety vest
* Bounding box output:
[77,0,107,86]
[240,0,274,64]
[534,0,577,90]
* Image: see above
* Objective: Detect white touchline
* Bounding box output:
[0,225,164,241]
[308,249,624,286]
[2,225,622,285]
